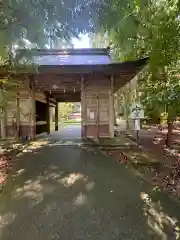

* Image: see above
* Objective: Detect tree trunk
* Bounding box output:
[165,117,173,148]
[162,67,173,148]
[123,92,129,130]
[0,107,6,139]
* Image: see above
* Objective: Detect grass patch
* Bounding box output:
[63,120,81,124]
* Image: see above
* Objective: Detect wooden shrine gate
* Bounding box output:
[81,76,114,140]
[0,48,147,140]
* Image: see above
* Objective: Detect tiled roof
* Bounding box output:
[33,54,110,65]
[16,48,111,66]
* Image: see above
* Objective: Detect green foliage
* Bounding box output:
[0,0,103,58]
[97,0,180,120]
[0,75,20,109]
[59,102,75,120]
[0,0,104,110]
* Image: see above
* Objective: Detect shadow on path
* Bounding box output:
[0,134,180,239]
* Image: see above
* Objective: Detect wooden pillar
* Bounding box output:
[96,91,99,138]
[29,77,36,139]
[55,103,59,131]
[46,98,50,134]
[109,76,114,138]
[16,92,20,137]
[81,75,87,139]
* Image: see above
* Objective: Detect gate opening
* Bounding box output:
[36,101,47,135]
[59,102,82,139]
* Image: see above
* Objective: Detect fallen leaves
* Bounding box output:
[101,140,180,200]
[0,154,11,188]
[105,150,129,166]
[152,159,180,198]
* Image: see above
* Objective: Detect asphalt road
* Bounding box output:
[0,125,180,239]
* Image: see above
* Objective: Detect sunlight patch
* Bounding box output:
[59,173,87,187]
[13,179,44,206]
[49,141,82,146]
[73,193,88,206]
[24,140,49,152]
[124,142,130,146]
[45,172,64,181]
[15,168,25,177]
[140,192,179,239]
[0,212,16,229]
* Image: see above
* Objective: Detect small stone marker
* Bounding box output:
[131,104,144,144]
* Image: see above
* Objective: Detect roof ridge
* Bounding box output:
[16,48,110,56]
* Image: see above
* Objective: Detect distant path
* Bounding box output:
[52,123,81,141]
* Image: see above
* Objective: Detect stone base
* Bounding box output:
[98,125,109,137]
[6,125,36,140]
[20,125,36,139]
[82,124,109,139]
[81,125,87,139]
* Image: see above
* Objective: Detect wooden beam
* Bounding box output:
[35,91,47,103]
[49,98,57,103]
[49,102,56,108]
[96,90,99,138]
[46,98,50,134]
[52,92,81,97]
[55,103,59,131]
[81,75,86,139]
[55,93,81,102]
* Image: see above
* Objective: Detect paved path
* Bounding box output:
[52,124,81,141]
[0,125,180,239]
